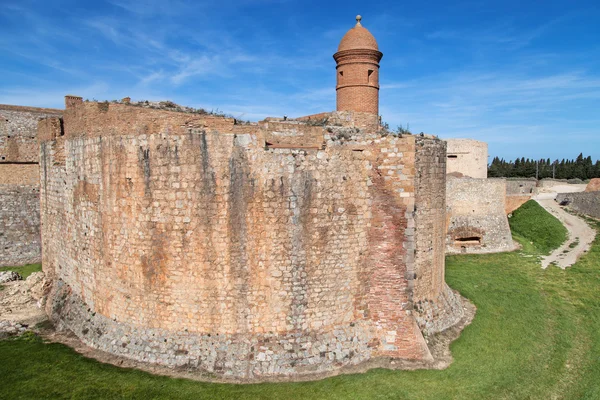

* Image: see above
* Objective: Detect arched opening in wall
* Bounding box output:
[368,69,374,83]
[338,70,343,85]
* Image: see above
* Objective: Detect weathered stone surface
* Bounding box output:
[0,270,22,284]
[0,320,29,339]
[445,139,487,179]
[0,105,62,267]
[39,101,463,380]
[0,185,41,267]
[556,192,600,219]
[506,179,537,195]
[0,271,47,327]
[505,195,532,214]
[446,177,515,254]
[0,104,62,163]
[585,178,600,192]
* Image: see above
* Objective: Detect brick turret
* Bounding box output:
[334,15,383,115]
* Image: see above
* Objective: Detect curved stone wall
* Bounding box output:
[40,102,463,379]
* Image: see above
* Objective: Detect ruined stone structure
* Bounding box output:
[445,139,487,179]
[40,97,464,379]
[446,177,514,254]
[0,104,62,267]
[38,18,466,380]
[334,15,382,115]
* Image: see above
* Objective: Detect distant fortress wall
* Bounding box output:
[446,177,515,254]
[0,104,62,266]
[446,139,487,179]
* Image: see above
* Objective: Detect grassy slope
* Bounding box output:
[509,200,568,254]
[1,206,599,399]
[0,263,42,279]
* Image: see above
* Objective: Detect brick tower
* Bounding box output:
[334,15,383,115]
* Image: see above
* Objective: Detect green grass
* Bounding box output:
[0,263,42,279]
[509,200,568,254]
[1,208,599,399]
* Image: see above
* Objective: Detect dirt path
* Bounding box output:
[534,198,595,269]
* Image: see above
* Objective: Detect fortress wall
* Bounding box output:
[0,105,62,163]
[505,179,536,214]
[506,195,532,214]
[0,105,62,266]
[506,179,537,195]
[556,192,600,219]
[445,139,488,179]
[446,177,514,254]
[40,102,460,379]
[0,185,41,267]
[413,139,464,334]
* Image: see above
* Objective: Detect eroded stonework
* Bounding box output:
[0,104,62,266]
[40,101,464,379]
[446,177,515,254]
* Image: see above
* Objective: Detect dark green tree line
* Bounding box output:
[488,153,600,180]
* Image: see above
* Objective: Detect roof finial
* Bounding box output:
[356,15,362,26]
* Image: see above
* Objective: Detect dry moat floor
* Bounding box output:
[1,200,599,399]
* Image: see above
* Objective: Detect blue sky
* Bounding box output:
[1,0,599,161]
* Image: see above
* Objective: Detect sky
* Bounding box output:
[1,0,599,162]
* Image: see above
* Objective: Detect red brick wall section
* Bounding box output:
[334,50,382,115]
[359,135,432,359]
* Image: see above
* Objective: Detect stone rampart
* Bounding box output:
[446,177,514,254]
[0,104,62,163]
[506,179,537,195]
[40,101,462,380]
[505,195,532,214]
[556,192,600,219]
[538,178,568,188]
[0,104,62,266]
[0,185,41,267]
[505,179,536,214]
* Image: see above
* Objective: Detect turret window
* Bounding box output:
[368,69,374,83]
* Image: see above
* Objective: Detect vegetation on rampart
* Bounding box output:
[509,200,568,254]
